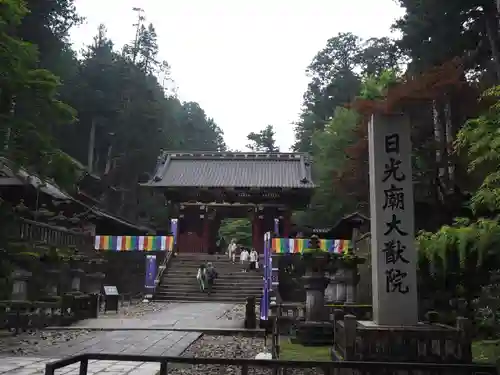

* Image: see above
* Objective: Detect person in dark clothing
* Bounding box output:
[205,262,218,295]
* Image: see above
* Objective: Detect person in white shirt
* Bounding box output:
[249,249,258,271]
[240,248,249,272]
[228,239,237,263]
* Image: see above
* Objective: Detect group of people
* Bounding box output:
[227,239,259,272]
[196,262,218,295]
[195,239,260,296]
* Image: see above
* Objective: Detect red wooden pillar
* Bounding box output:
[202,214,210,252]
[252,214,263,253]
[283,211,291,238]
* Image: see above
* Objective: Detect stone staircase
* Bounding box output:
[154,253,263,302]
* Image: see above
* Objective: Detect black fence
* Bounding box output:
[44,353,498,375]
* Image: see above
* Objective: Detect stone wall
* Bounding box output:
[102,252,166,296]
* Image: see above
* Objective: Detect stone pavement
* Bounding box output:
[0,302,237,374]
[65,302,239,330]
[0,357,160,375]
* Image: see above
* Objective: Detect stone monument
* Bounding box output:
[332,113,473,363]
[368,112,418,325]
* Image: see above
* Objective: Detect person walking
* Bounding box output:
[205,262,218,296]
[228,238,237,263]
[196,264,206,292]
[240,247,249,272]
[249,248,258,271]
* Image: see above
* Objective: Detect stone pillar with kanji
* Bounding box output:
[368,112,418,326]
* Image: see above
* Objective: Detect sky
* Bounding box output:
[70,0,405,151]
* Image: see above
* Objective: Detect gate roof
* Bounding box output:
[143,152,315,189]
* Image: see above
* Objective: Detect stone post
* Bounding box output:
[368,113,418,326]
[343,314,357,360]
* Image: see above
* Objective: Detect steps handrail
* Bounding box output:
[154,250,173,293]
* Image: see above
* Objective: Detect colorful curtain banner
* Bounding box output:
[144,255,156,290]
[94,236,174,251]
[270,238,350,254]
[170,218,178,245]
[273,218,279,235]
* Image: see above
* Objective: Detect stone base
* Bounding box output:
[336,319,472,363]
[295,321,333,346]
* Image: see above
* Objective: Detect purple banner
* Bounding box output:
[274,218,279,235]
[170,218,178,245]
[145,255,157,290]
[260,231,271,321]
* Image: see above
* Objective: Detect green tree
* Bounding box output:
[394,0,499,80]
[0,0,77,187]
[293,33,400,153]
[219,219,252,247]
[246,125,279,152]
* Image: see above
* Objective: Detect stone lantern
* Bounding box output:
[11,269,32,300]
[296,235,334,345]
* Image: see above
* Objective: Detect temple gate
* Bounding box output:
[142,152,314,253]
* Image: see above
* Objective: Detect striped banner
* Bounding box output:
[94,236,174,251]
[270,238,350,254]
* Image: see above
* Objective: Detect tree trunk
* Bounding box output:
[484,3,500,82]
[87,119,96,172]
[104,143,113,175]
[432,100,449,199]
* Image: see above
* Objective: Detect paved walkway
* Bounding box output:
[66,302,238,330]
[0,302,237,374]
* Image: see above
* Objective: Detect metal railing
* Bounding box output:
[153,250,173,294]
[44,353,498,375]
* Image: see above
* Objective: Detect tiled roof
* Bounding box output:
[144,152,315,188]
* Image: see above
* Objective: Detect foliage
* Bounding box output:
[293,33,401,153]
[218,219,252,247]
[0,1,227,226]
[0,0,78,189]
[246,125,279,152]
[296,72,399,227]
[418,87,500,264]
[415,87,500,329]
[394,0,499,80]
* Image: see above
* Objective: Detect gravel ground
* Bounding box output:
[167,335,319,375]
[98,300,172,318]
[0,329,93,355]
[219,303,260,322]
[0,300,171,355]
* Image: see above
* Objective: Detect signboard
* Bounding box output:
[103,285,118,296]
[103,285,119,312]
[368,113,418,326]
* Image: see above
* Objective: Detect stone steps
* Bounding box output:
[158,295,257,302]
[157,285,263,293]
[165,272,262,278]
[161,280,262,288]
[154,253,264,302]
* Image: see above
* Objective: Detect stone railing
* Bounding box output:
[0,295,99,335]
[270,302,372,334]
[17,218,93,249]
[272,302,372,320]
[333,314,472,363]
